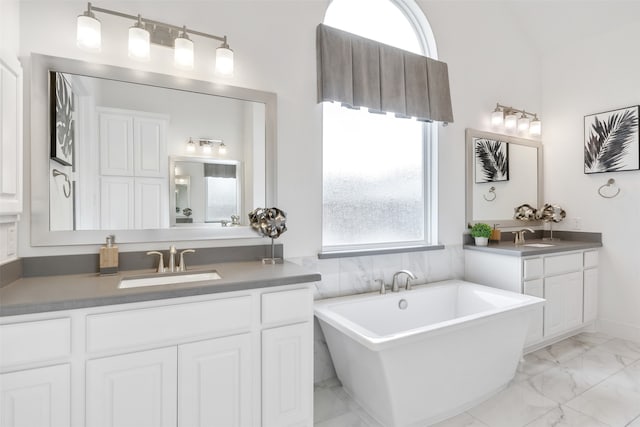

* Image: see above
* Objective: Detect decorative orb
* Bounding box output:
[538,204,566,223]
[514,204,538,221]
[248,207,287,239]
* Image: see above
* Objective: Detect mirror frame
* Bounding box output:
[30,53,277,246]
[465,128,543,228]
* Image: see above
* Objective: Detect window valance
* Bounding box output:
[316,23,454,123]
[204,163,236,179]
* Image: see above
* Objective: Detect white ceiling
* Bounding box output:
[501,0,640,56]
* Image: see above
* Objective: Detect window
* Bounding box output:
[322,0,438,252]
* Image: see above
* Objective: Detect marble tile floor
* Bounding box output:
[314,332,640,427]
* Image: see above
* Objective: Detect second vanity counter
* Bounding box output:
[0,261,321,317]
[463,238,602,257]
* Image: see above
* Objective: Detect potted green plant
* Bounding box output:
[470,223,492,246]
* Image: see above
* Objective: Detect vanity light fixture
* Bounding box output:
[218,142,228,155]
[491,103,542,136]
[76,2,235,76]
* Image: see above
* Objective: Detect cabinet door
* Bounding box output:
[583,268,598,323]
[523,279,543,345]
[134,117,166,178]
[86,347,177,427]
[0,58,22,216]
[262,322,312,427]
[134,178,168,229]
[544,272,583,337]
[178,334,253,427]
[99,112,134,176]
[0,364,70,427]
[100,176,134,229]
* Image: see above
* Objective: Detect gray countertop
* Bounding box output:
[463,239,602,257]
[0,261,321,317]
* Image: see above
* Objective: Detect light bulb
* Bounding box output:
[218,142,227,155]
[530,116,542,136]
[174,28,194,70]
[202,142,212,154]
[517,114,530,132]
[77,12,101,52]
[215,43,234,76]
[491,109,503,128]
[128,17,150,61]
[504,112,517,130]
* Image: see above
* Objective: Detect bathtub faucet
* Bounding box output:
[391,270,417,292]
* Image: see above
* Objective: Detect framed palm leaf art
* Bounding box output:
[474,137,509,183]
[584,106,639,174]
[50,72,75,166]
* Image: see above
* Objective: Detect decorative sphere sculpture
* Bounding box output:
[248,207,287,239]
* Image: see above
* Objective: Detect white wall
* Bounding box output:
[541,20,640,341]
[17,0,541,257]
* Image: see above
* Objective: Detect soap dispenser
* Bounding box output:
[100,235,119,275]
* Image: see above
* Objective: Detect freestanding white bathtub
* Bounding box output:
[314,279,544,427]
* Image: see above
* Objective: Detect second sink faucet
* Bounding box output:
[513,228,534,245]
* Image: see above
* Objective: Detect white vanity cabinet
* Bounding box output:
[0,284,313,427]
[465,248,599,349]
[0,318,72,427]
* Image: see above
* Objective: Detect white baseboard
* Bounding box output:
[597,318,640,343]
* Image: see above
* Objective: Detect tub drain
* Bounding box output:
[398,299,408,310]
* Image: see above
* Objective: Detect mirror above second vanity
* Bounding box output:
[30,54,276,245]
[465,129,543,227]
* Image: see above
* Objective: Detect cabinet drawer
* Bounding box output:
[544,253,582,276]
[262,288,312,326]
[0,318,71,368]
[523,258,543,280]
[87,296,252,353]
[584,251,599,268]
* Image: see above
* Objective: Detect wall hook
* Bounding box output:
[483,186,496,202]
[52,168,71,198]
[597,178,620,199]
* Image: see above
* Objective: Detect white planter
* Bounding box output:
[474,237,489,246]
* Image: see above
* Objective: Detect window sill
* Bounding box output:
[317,244,445,259]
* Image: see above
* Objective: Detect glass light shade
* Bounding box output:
[202,143,212,154]
[517,115,530,132]
[491,110,504,127]
[174,36,194,70]
[185,139,196,153]
[504,113,518,130]
[215,46,234,76]
[128,25,150,61]
[218,143,227,155]
[77,14,101,52]
[530,118,542,136]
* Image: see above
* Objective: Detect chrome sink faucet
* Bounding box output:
[391,270,417,292]
[513,228,534,245]
[168,245,177,272]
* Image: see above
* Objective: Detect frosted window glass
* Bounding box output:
[322,0,436,249]
[322,102,424,247]
[205,177,237,222]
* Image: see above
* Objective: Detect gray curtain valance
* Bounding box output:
[204,163,236,179]
[316,24,454,123]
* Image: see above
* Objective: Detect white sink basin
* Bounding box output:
[524,243,555,248]
[119,270,222,289]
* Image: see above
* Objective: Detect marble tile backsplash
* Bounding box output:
[288,245,465,383]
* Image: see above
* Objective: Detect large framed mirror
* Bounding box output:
[465,128,543,227]
[30,53,276,245]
